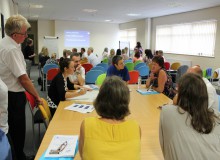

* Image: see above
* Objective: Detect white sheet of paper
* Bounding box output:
[66,90,99,101]
[45,135,78,158]
[65,103,94,113]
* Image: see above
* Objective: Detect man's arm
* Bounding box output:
[18,74,42,104]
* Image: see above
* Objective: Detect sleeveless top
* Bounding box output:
[82,117,141,160]
[150,68,175,99]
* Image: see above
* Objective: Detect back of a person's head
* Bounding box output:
[70,52,80,59]
[104,47,108,52]
[51,53,56,59]
[94,76,130,120]
[110,49,115,56]
[177,73,218,134]
[81,48,85,52]
[134,52,141,58]
[88,47,94,52]
[145,49,153,59]
[116,49,121,55]
[187,66,203,77]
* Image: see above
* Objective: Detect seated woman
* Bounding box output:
[145,56,174,99]
[46,53,58,65]
[79,76,141,160]
[107,55,130,83]
[47,58,87,116]
[159,73,220,160]
[143,49,153,64]
[133,51,143,63]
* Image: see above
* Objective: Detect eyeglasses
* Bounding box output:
[49,141,67,154]
[12,32,28,36]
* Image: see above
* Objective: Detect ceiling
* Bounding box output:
[13,0,220,23]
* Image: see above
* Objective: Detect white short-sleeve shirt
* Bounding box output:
[69,66,85,84]
[0,36,26,92]
[0,78,8,134]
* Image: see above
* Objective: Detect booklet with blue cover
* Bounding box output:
[136,89,159,95]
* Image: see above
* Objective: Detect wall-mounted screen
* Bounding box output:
[64,30,90,47]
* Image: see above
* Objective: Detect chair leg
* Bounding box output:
[32,122,36,152]
[38,123,41,142]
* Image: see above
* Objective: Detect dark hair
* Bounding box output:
[177,73,219,134]
[81,48,85,52]
[94,76,130,120]
[116,49,121,55]
[136,42,141,48]
[152,56,164,68]
[112,55,123,65]
[26,38,33,45]
[134,51,141,58]
[70,52,80,59]
[59,58,72,73]
[145,49,153,59]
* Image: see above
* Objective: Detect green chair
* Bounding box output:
[125,62,134,71]
[96,73,106,85]
[203,69,207,78]
[134,60,142,67]
[102,58,108,64]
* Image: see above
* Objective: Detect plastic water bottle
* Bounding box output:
[138,76,141,89]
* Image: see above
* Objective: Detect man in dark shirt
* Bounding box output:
[107,55,130,83]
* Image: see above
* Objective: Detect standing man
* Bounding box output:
[0,14,42,160]
[23,38,35,79]
[87,47,99,67]
[69,53,85,86]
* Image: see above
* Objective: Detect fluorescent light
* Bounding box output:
[82,9,97,13]
[127,13,141,16]
[105,20,112,22]
[29,4,44,9]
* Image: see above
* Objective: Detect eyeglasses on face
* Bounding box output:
[11,32,28,36]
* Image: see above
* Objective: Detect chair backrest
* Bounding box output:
[176,65,189,82]
[102,58,108,64]
[136,65,150,77]
[85,70,104,84]
[124,59,133,64]
[82,63,93,74]
[39,98,51,127]
[43,64,59,74]
[170,62,181,70]
[95,73,106,85]
[134,62,146,70]
[134,60,142,67]
[206,68,212,78]
[96,63,108,71]
[164,62,170,70]
[25,91,36,110]
[47,68,60,81]
[128,71,139,84]
[125,62,134,71]
[91,66,106,73]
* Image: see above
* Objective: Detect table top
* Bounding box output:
[35,85,172,160]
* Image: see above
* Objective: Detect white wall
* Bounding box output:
[38,20,119,58]
[151,6,220,70]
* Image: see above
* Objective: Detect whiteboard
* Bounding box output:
[43,36,59,58]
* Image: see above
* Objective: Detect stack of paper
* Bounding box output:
[44,135,78,158]
[66,90,99,102]
[136,89,159,95]
[65,103,94,113]
[84,84,99,90]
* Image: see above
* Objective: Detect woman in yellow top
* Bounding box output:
[79,76,141,160]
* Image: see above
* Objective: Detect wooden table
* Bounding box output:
[35,85,172,160]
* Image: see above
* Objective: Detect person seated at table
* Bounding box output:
[107,55,130,83]
[146,56,175,99]
[47,58,87,117]
[159,73,220,160]
[133,51,143,63]
[79,76,141,160]
[45,53,58,65]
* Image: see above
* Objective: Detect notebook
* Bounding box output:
[136,89,159,95]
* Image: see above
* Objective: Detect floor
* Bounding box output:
[24,65,47,158]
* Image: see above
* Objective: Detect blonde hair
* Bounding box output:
[51,53,56,59]
[5,14,31,36]
[41,47,49,56]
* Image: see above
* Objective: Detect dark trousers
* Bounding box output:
[8,91,27,160]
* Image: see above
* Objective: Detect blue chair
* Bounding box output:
[136,65,150,83]
[91,66,106,73]
[42,64,59,91]
[85,70,104,84]
[96,63,108,71]
[134,62,146,70]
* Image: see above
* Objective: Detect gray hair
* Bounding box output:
[5,14,31,36]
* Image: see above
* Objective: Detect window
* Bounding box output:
[119,28,136,49]
[156,20,217,57]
